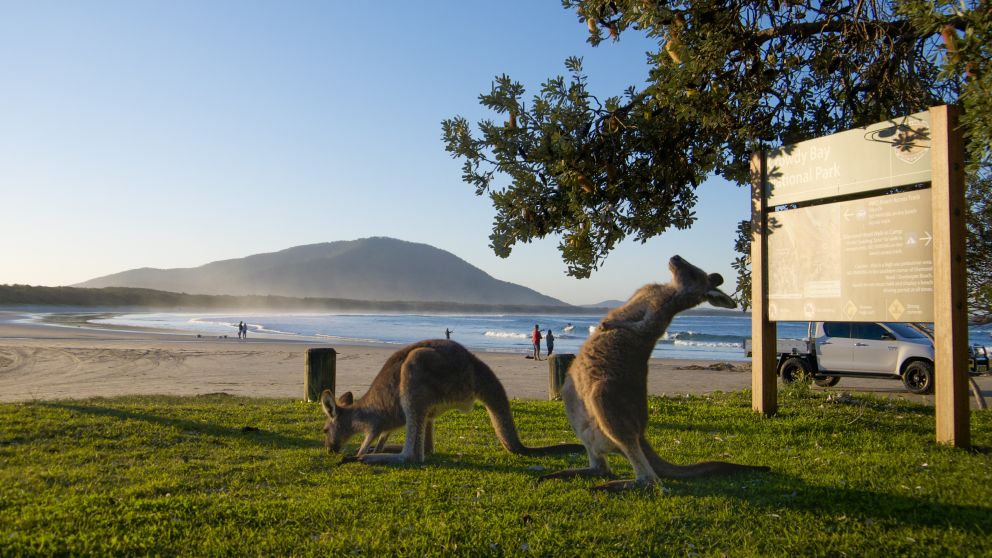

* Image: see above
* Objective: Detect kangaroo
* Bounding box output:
[541,255,770,490]
[320,339,584,464]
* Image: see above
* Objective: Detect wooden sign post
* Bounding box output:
[930,105,969,447]
[750,152,778,416]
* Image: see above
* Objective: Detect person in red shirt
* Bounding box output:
[532,324,543,361]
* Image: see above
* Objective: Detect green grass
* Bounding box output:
[1,389,990,557]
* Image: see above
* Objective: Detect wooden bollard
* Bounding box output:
[305,348,337,402]
[548,353,575,400]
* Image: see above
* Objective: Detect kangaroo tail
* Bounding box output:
[471,355,585,456]
[641,436,769,479]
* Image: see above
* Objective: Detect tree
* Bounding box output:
[442,0,991,312]
[967,163,992,321]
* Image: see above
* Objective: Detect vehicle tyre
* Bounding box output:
[780,357,812,384]
[814,376,841,387]
[902,360,934,395]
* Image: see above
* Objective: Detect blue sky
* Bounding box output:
[0,1,750,306]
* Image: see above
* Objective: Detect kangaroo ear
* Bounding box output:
[707,273,724,288]
[338,391,354,406]
[706,287,737,309]
[320,389,337,418]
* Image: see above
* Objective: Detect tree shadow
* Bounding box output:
[40,401,321,450]
[666,469,992,535]
[324,449,557,477]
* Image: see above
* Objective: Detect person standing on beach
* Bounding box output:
[546,329,555,357]
[242,322,248,339]
[532,324,543,360]
[237,321,244,340]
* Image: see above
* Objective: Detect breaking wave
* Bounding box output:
[660,331,744,349]
[484,330,529,339]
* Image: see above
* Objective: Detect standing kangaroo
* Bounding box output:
[542,255,770,490]
[321,339,584,464]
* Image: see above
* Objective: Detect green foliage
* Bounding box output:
[442,0,990,302]
[967,164,992,321]
[1,393,991,556]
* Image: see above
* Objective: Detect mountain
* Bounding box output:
[583,299,627,309]
[74,237,566,307]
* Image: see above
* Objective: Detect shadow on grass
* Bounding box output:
[352,439,992,535]
[40,402,321,450]
[324,454,536,477]
[670,471,992,535]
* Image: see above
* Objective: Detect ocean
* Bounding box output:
[81,312,992,362]
[86,312,807,362]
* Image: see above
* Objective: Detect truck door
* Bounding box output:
[816,322,853,372]
[847,322,899,374]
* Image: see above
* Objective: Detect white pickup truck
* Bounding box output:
[751,321,936,394]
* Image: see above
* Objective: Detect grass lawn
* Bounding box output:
[1,387,990,557]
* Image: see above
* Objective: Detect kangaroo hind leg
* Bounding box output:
[591,438,659,491]
[542,378,615,482]
[586,389,660,491]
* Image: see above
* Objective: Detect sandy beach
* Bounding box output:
[1,311,989,406]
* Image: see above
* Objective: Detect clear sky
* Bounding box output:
[0,1,751,306]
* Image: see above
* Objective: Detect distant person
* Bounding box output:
[532,324,543,361]
[241,322,248,340]
[546,329,555,357]
[237,321,244,340]
[445,328,453,340]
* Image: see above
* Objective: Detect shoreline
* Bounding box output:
[2,310,987,406]
[0,310,754,403]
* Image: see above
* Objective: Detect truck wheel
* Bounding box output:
[902,361,934,395]
[814,376,841,387]
[780,357,812,384]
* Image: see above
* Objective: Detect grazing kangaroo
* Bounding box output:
[320,339,584,464]
[542,255,770,491]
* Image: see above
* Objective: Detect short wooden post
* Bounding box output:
[305,348,337,403]
[548,353,575,400]
[751,151,778,416]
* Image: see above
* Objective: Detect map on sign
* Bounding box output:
[766,190,933,322]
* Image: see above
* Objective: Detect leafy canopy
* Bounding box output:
[442,0,990,308]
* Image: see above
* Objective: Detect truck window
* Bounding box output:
[822,322,851,338]
[850,323,889,340]
[886,322,931,340]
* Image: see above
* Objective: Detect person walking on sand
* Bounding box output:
[237,321,244,340]
[546,329,555,357]
[532,324,543,361]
